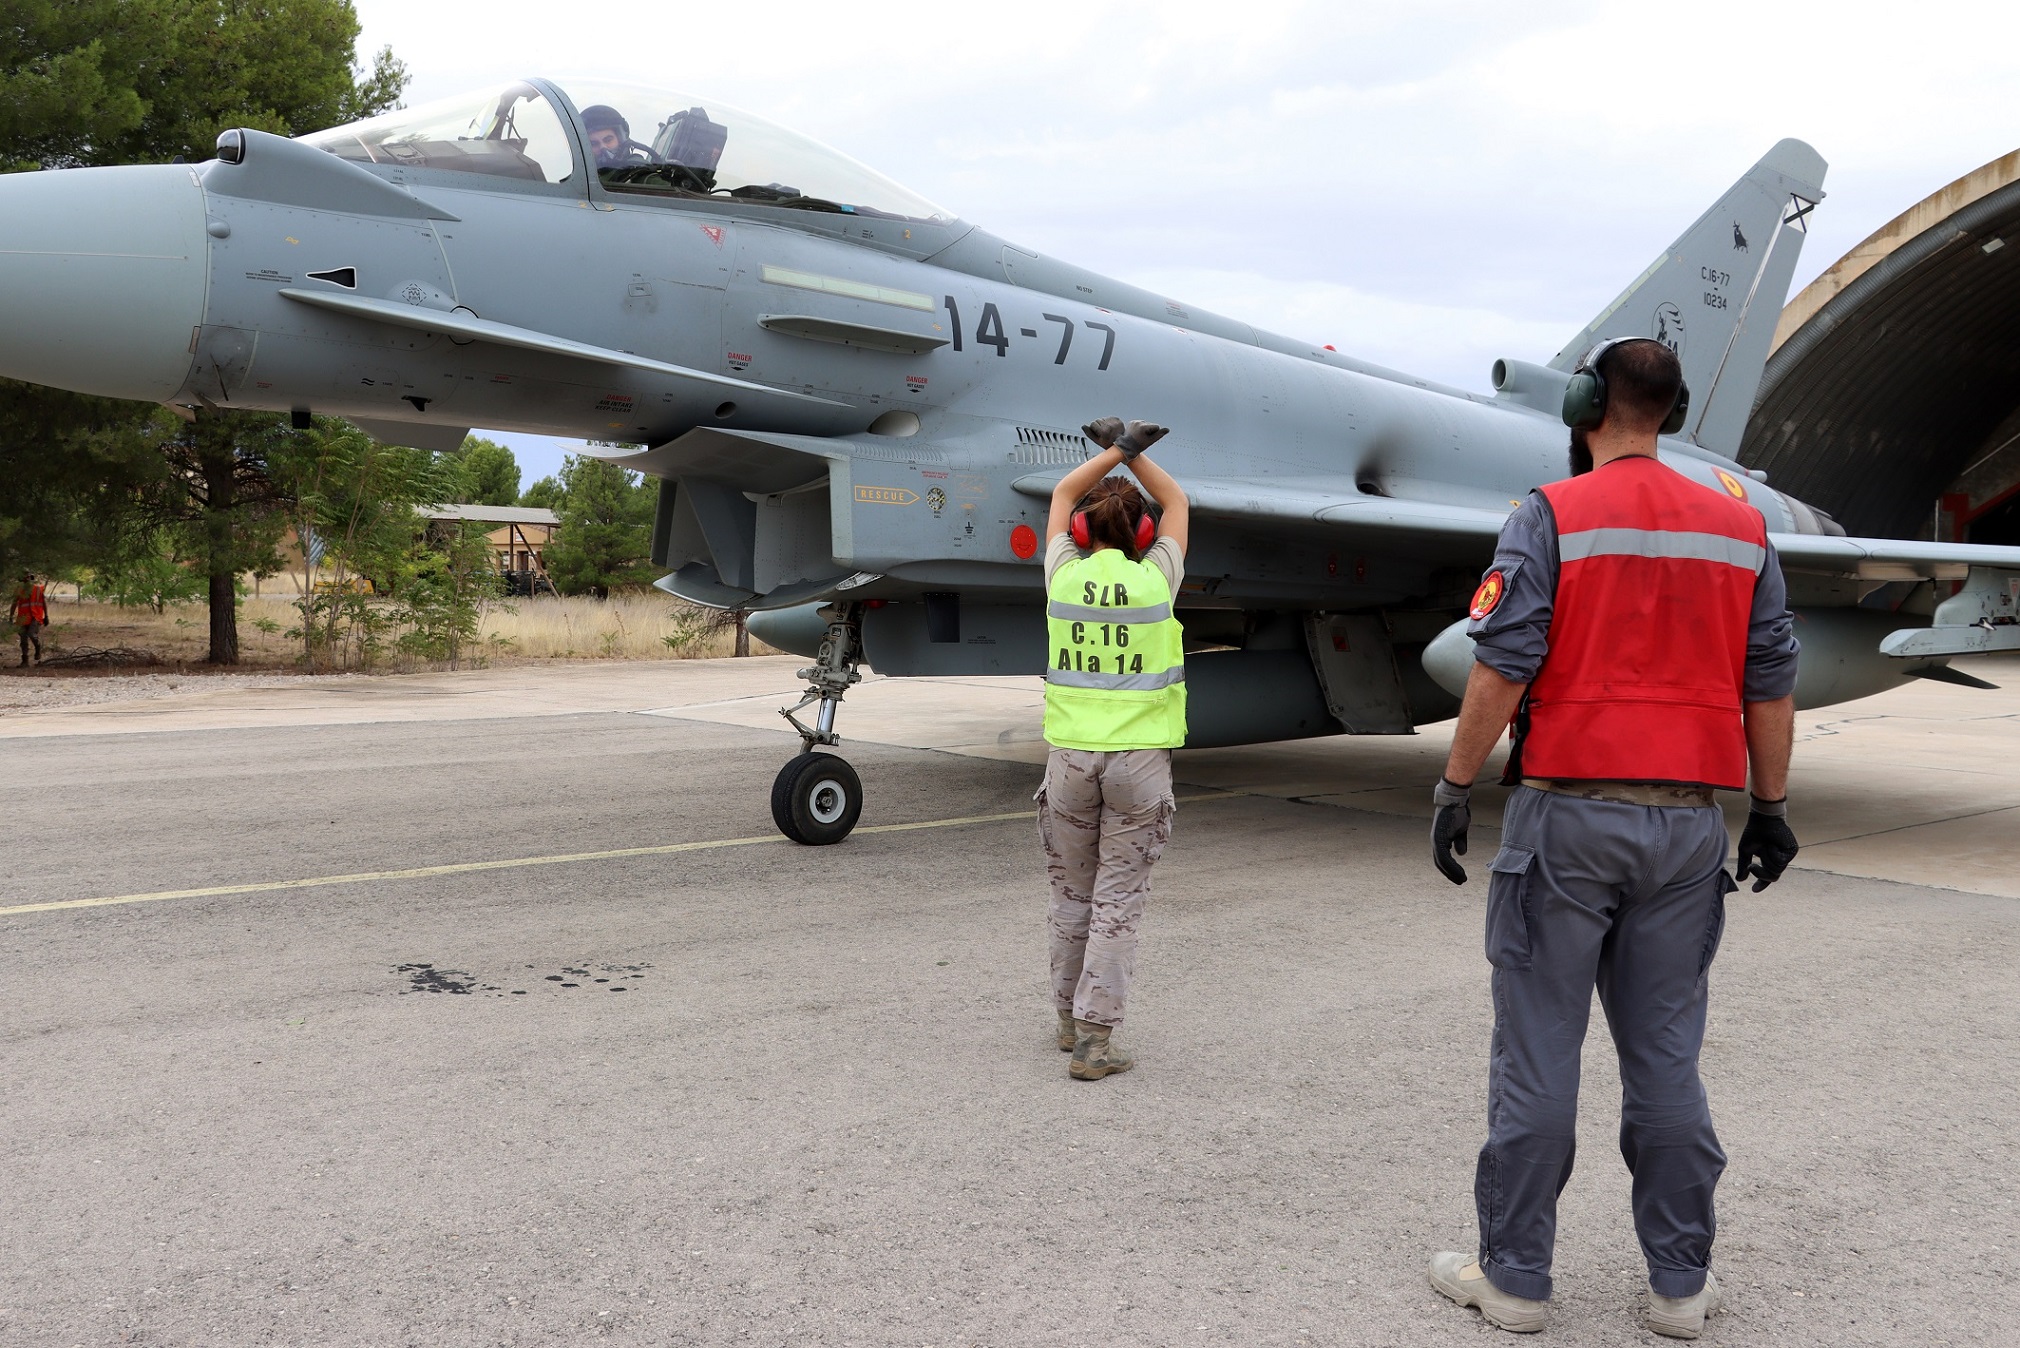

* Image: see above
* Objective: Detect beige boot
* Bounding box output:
[1068,1019,1134,1080]
[1648,1270,1723,1339]
[1428,1252,1548,1333]
[1055,1008,1077,1052]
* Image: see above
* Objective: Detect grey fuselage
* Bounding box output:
[114,123,1827,615]
[3,78,1968,740]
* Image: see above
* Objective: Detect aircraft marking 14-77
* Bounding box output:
[4,77,2016,842]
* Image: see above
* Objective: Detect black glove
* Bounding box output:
[1082,416,1123,449]
[1735,797,1798,892]
[1116,420,1168,461]
[1431,777,1472,885]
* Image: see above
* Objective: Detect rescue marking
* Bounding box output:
[0,796,1247,919]
[855,485,919,506]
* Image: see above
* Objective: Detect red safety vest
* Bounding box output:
[1518,456,1766,790]
[12,582,46,626]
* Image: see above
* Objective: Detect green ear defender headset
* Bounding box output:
[1560,337,1691,435]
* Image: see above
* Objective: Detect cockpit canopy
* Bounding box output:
[298,78,950,224]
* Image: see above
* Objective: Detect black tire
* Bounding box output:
[770,752,863,845]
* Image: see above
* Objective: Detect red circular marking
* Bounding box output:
[1470,571,1506,621]
[1010,524,1039,559]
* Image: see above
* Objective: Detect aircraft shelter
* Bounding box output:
[1742,149,2020,546]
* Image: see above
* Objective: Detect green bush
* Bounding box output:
[82,529,207,613]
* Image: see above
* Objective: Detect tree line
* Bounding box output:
[1,2,660,665]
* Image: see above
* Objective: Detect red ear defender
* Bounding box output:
[1071,504,1155,553]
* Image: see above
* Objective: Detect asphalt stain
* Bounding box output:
[538,962,651,993]
[395,963,499,995]
[396,962,653,997]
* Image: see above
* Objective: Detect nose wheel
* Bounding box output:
[773,602,867,844]
[771,751,863,845]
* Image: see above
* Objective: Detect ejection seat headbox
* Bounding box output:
[653,108,729,181]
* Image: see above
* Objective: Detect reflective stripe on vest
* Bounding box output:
[1046,665,1186,691]
[1045,599,1174,624]
[1558,527,1766,572]
[1043,547,1187,752]
[1521,457,1765,791]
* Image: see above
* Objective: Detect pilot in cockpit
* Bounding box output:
[581,104,649,168]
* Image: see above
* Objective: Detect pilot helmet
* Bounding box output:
[580,104,630,141]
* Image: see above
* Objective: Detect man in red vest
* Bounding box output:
[1424,339,1800,1338]
[11,571,48,666]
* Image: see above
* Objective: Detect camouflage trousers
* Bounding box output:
[1038,747,1176,1028]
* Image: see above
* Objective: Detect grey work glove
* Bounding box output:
[1735,796,1798,891]
[1431,777,1473,885]
[1082,416,1123,449]
[1116,420,1168,462]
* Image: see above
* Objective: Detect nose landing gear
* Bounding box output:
[771,751,862,845]
[772,602,866,845]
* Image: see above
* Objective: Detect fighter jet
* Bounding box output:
[4,76,2017,843]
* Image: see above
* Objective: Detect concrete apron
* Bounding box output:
[5,653,2017,899]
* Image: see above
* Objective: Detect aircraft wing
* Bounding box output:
[1009,471,1508,562]
[1770,535,2020,581]
[1013,468,2020,586]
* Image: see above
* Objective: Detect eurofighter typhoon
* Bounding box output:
[5,78,2017,841]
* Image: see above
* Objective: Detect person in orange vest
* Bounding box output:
[1424,339,1800,1339]
[11,571,48,666]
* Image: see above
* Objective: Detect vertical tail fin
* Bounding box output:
[1549,139,1828,455]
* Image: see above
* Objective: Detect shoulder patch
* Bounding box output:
[1470,570,1508,621]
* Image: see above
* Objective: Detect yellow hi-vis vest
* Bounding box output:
[1043,546,1187,751]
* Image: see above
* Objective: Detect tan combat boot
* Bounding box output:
[1428,1252,1548,1333]
[1647,1270,1723,1339]
[1068,1019,1134,1080]
[1056,1008,1077,1052]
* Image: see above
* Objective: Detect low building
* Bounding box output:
[422,505,561,595]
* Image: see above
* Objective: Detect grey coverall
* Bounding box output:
[1465,490,1800,1302]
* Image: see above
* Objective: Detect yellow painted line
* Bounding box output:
[0,792,1247,918]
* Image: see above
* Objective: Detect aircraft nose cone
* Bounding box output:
[0,163,209,402]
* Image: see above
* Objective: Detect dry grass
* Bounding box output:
[21,592,768,670]
[32,596,305,668]
[479,593,768,661]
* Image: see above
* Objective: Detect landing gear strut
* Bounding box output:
[771,602,865,844]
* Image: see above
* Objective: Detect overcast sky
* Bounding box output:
[350,0,2020,487]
